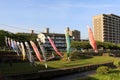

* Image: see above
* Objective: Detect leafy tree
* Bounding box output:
[71,41,120,50]
[15,33,37,42]
[71,41,80,49]
[71,41,91,50]
[0,30,14,48]
[0,30,37,50]
[96,41,104,49]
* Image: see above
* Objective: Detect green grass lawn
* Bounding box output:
[0,56,119,75]
[46,56,118,68]
[77,68,120,80]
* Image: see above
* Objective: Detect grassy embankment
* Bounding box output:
[0,56,119,75]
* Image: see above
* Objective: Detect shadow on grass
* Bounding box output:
[70,54,93,61]
[0,61,56,75]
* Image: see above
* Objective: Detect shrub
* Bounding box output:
[70,50,80,60]
[70,50,92,61]
[96,66,110,75]
[113,60,120,68]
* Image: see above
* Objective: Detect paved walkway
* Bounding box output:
[51,70,96,80]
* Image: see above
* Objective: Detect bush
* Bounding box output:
[96,66,110,75]
[70,50,92,61]
[70,50,80,60]
[113,60,120,68]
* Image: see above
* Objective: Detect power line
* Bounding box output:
[0,24,29,31]
[0,24,62,34]
[0,24,42,33]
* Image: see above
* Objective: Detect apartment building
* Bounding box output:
[38,28,80,51]
[93,14,120,43]
[38,28,69,51]
[40,32,66,51]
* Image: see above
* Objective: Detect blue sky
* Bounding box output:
[0,0,120,39]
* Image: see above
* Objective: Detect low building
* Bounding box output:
[70,30,80,41]
[38,28,74,52]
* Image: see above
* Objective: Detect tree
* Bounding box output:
[0,30,14,48]
[71,41,91,50]
[15,33,37,42]
[0,30,37,50]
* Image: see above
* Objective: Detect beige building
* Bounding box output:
[93,14,120,43]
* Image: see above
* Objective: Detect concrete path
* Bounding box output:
[51,70,96,80]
